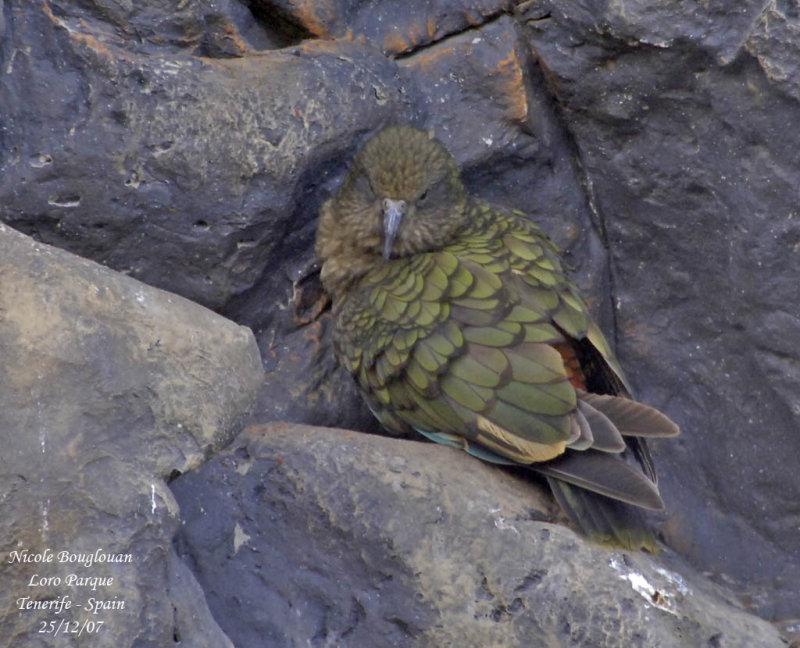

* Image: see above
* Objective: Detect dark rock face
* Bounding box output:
[172,423,785,648]
[3,0,800,644]
[0,3,407,309]
[260,0,516,54]
[522,1,800,623]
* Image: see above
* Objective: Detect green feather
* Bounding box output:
[496,379,575,416]
[466,268,502,299]
[405,359,432,393]
[440,319,465,349]
[520,286,559,311]
[523,322,562,343]
[463,324,521,347]
[506,303,548,323]
[487,400,571,444]
[382,295,408,321]
[506,345,567,383]
[503,234,541,261]
[413,300,441,327]
[423,264,449,299]
[449,355,505,388]
[440,374,493,411]
[524,265,558,287]
[449,265,474,298]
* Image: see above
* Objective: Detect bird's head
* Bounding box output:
[317,126,468,296]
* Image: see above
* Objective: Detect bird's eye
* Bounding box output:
[419,189,429,202]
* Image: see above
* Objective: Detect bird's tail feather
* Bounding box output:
[546,477,660,552]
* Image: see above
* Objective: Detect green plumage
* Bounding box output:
[317,126,679,551]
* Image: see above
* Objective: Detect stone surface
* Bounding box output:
[173,423,785,648]
[258,0,515,54]
[0,2,408,309]
[0,224,263,646]
[521,0,800,624]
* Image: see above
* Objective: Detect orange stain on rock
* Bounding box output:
[401,42,456,71]
[41,1,133,63]
[291,1,337,38]
[427,16,438,40]
[494,47,529,123]
[383,32,410,55]
[215,22,248,56]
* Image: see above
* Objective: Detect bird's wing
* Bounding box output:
[496,211,678,476]
[334,220,583,464]
[334,208,675,510]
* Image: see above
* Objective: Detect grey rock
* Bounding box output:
[173,423,785,648]
[0,3,408,309]
[746,1,800,101]
[0,224,262,646]
[522,0,800,624]
[259,0,516,54]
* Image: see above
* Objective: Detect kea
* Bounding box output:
[316,125,679,551]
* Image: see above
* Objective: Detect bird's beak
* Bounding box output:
[382,198,406,261]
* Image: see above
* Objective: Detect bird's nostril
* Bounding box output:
[383,198,407,214]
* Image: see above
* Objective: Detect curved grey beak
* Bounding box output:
[382,198,406,261]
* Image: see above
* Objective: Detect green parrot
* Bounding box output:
[316,126,679,551]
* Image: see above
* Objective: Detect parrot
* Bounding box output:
[316,125,679,551]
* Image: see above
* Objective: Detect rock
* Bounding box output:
[260,0,516,54]
[521,0,800,624]
[0,3,408,309]
[173,422,785,648]
[0,224,263,646]
[747,3,800,101]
